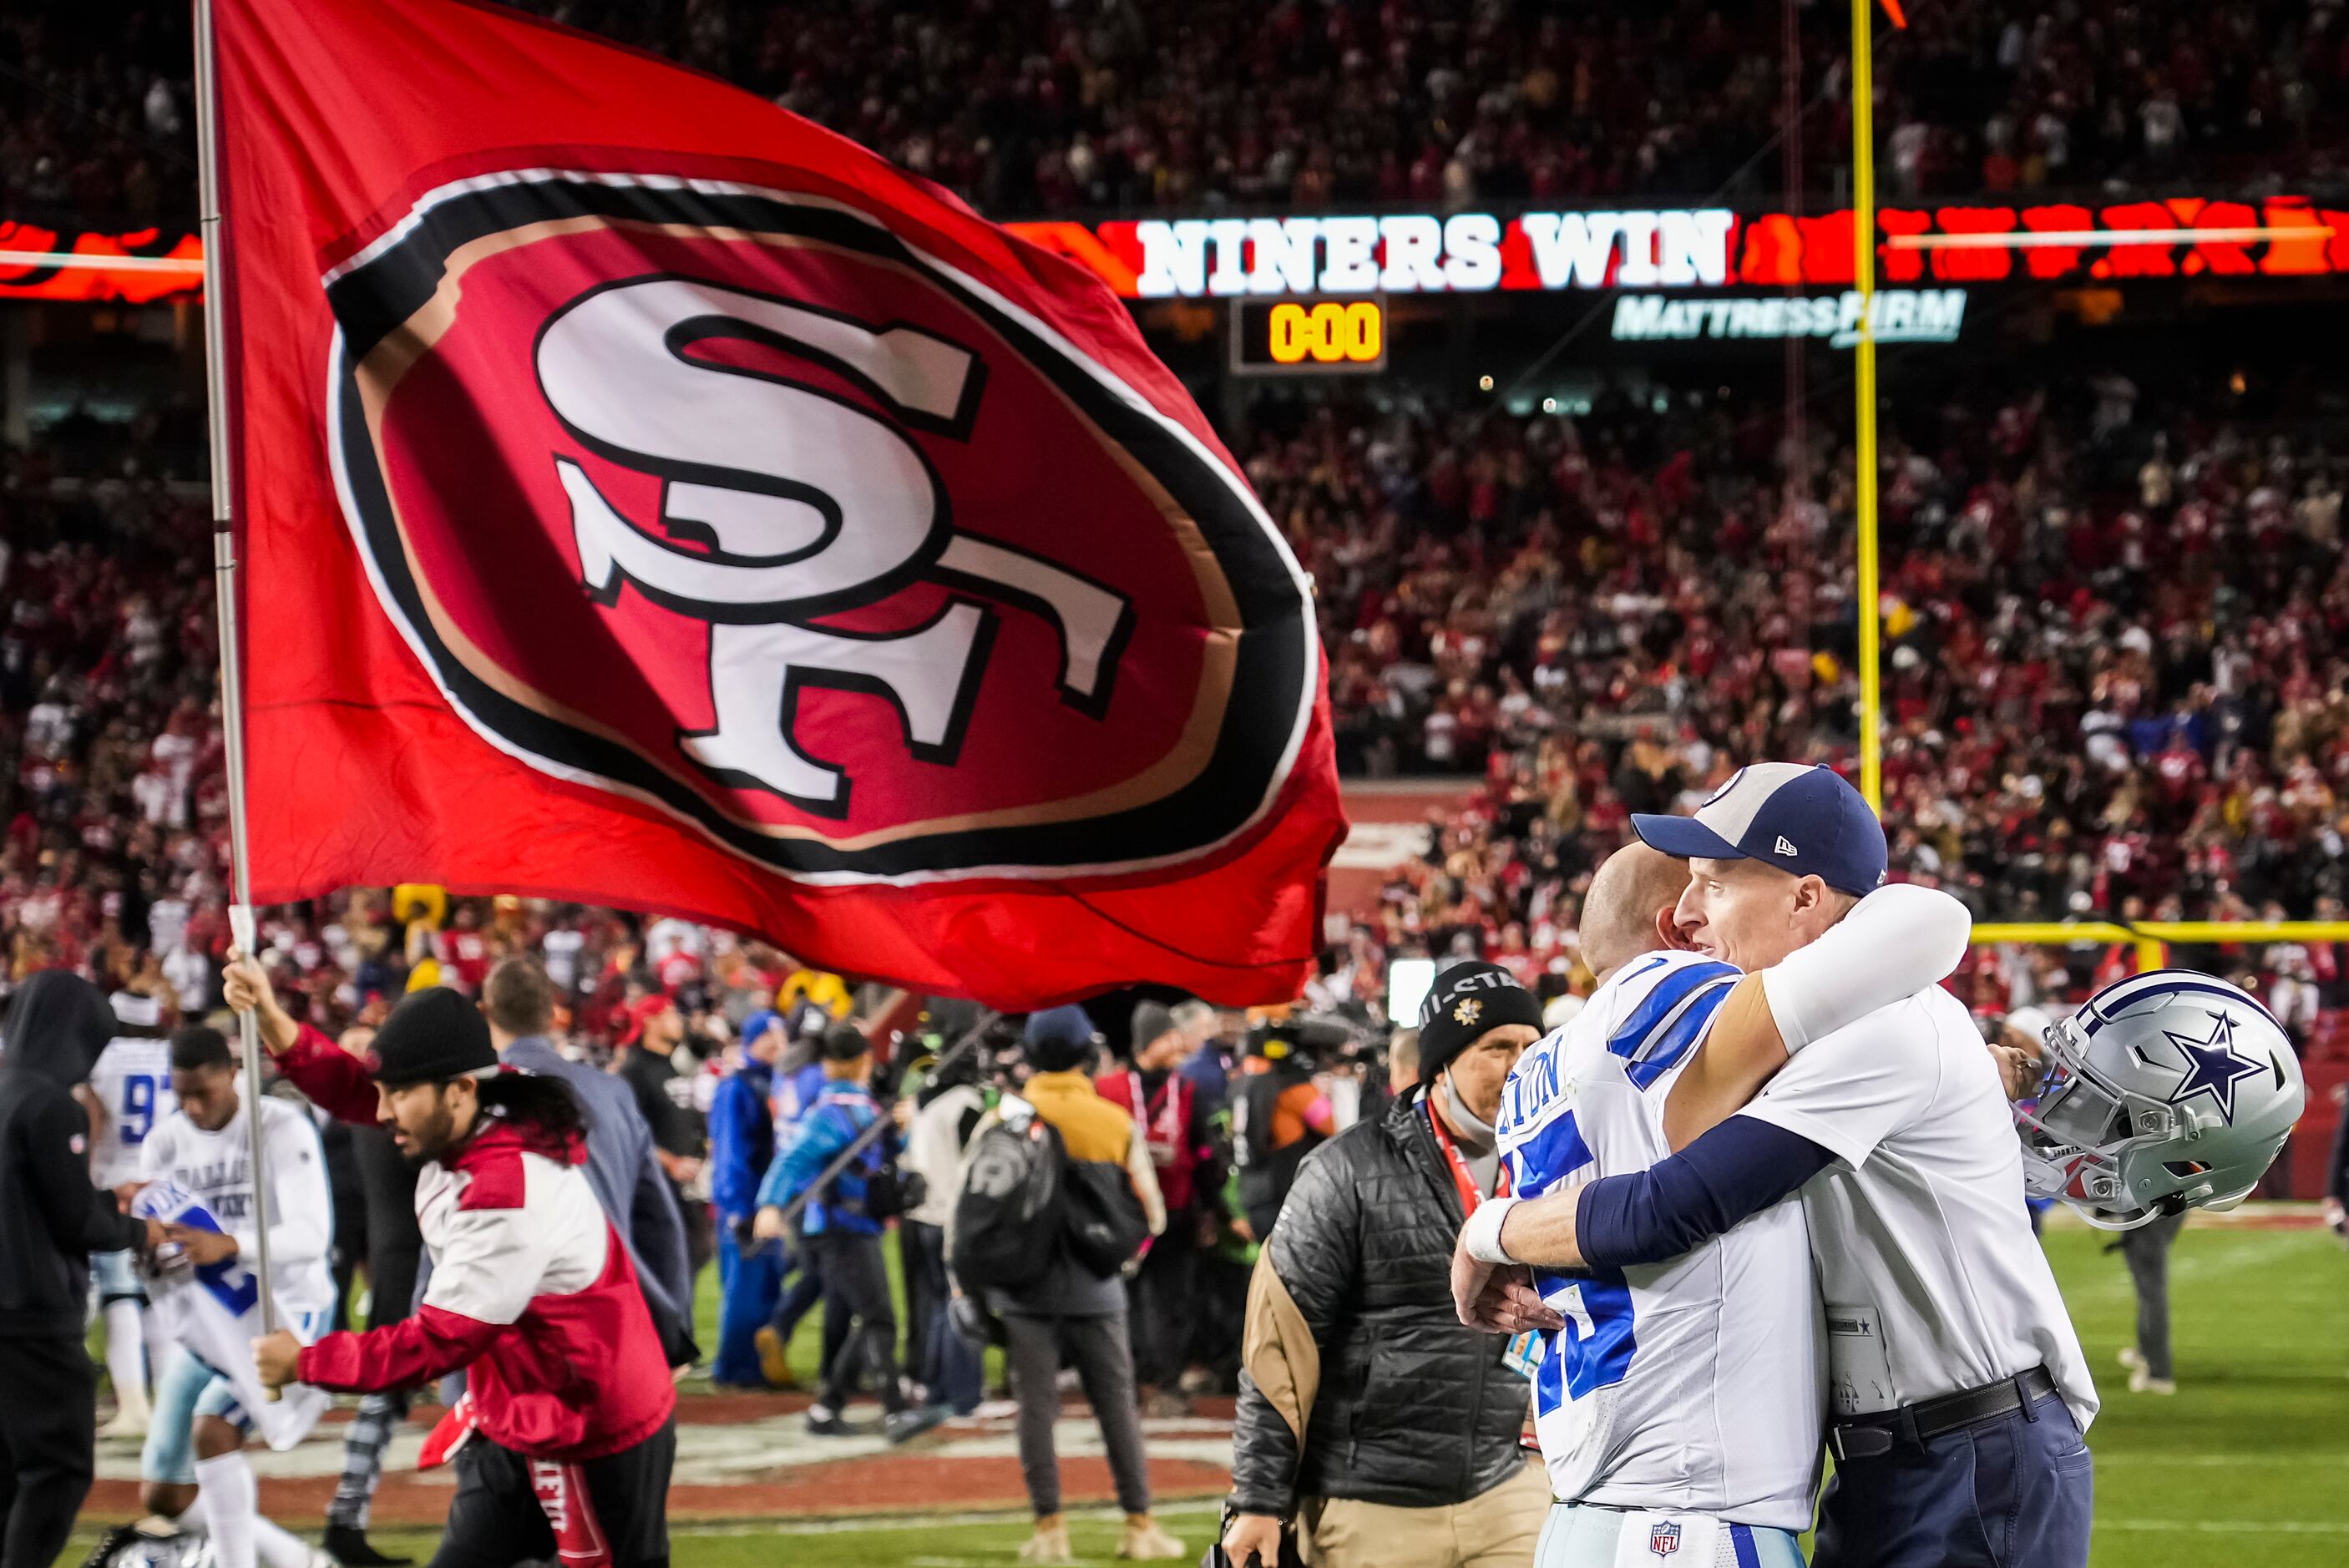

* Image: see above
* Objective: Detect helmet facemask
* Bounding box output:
[2013,1014,2213,1231]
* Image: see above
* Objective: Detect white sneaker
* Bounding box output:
[1018,1521,1074,1565]
[2127,1366,2177,1394]
[1116,1519,1187,1560]
[2117,1346,2146,1373]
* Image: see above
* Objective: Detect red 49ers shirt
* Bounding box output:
[277,1026,675,1459]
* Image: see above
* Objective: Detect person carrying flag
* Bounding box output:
[222,955,677,1568]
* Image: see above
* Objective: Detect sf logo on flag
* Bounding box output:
[537,277,1123,810]
[322,168,1316,883]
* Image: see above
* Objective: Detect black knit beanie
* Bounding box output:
[1415,960,1544,1089]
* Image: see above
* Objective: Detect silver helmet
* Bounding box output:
[2013,969,2305,1230]
[81,1525,212,1568]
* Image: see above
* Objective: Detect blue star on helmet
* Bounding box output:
[2161,1012,2265,1122]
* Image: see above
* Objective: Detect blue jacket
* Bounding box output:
[774,1060,827,1127]
[1181,1043,1234,1111]
[756,1082,888,1237]
[707,1059,776,1222]
[499,1036,693,1337]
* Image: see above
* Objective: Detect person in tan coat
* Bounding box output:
[965,1006,1182,1565]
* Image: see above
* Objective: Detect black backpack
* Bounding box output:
[1062,1153,1151,1277]
[949,1111,1066,1291]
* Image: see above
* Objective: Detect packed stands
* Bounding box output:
[9,0,2349,225]
[10,355,2349,1034]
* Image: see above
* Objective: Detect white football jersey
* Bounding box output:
[1498,950,1823,1532]
[86,1035,177,1190]
[141,1094,338,1318]
[1739,984,2096,1431]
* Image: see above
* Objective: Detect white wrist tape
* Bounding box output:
[1463,1196,1522,1266]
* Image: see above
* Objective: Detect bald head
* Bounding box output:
[1582,843,1693,980]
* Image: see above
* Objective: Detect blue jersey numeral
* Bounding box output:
[1543,1272,1637,1400]
[119,1075,157,1145]
[193,1236,261,1318]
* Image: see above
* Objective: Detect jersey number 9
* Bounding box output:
[120,1075,157,1145]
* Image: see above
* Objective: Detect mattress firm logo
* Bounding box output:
[1612,289,1967,347]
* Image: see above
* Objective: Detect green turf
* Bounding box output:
[281,1505,1226,1568]
[2035,1220,2349,1568]
[66,1220,2349,1566]
[686,1237,1007,1392]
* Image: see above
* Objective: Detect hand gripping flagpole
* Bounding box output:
[194,0,282,1367]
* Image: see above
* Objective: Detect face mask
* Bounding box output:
[1440,1072,1497,1151]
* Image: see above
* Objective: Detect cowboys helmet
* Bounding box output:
[2014,970,2305,1230]
[80,1524,212,1568]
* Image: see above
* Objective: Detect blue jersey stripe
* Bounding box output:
[1535,1323,1567,1416]
[1608,959,1739,1059]
[1508,1110,1592,1199]
[1623,981,1734,1090]
[1730,1525,1761,1568]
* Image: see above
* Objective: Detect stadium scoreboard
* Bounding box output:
[1229,296,1388,375]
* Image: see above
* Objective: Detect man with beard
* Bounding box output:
[226,956,677,1568]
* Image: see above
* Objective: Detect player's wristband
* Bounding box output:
[1463,1196,1522,1266]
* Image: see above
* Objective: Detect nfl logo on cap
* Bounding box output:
[1629,761,1887,896]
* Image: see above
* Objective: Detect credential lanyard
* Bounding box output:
[1424,1098,1508,1214]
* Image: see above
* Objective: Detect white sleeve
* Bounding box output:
[261,1103,335,1268]
[1735,997,1942,1168]
[139,1120,172,1181]
[1759,883,1972,1052]
[421,1202,556,1326]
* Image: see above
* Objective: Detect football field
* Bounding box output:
[65,1216,2349,1567]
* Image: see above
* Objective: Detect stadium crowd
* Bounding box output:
[8,0,2349,225]
[10,363,2349,1039]
[1278,372,2349,1034]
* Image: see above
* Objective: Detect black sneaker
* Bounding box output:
[805,1408,854,1437]
[884,1404,949,1445]
[322,1525,414,1566]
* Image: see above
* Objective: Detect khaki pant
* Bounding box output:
[1302,1461,1552,1568]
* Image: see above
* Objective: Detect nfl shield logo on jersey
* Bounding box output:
[1649,1521,1682,1557]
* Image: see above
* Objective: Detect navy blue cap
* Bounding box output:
[1631,762,1886,896]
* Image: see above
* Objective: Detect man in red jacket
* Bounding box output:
[224,957,676,1568]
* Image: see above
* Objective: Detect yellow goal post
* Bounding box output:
[1973,921,2349,976]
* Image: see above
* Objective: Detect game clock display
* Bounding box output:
[1230,296,1388,374]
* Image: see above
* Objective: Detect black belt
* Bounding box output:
[1828,1366,2058,1460]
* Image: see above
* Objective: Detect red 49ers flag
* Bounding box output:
[211,0,1344,1006]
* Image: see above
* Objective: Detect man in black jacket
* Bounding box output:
[1,970,167,1568]
[1222,963,1557,1568]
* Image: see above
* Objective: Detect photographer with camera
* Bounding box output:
[752,1022,942,1444]
[954,1006,1186,1565]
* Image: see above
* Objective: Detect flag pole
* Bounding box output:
[194,0,281,1352]
[1850,0,1884,815]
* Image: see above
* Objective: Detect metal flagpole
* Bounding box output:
[194,0,281,1353]
[1850,0,1884,815]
